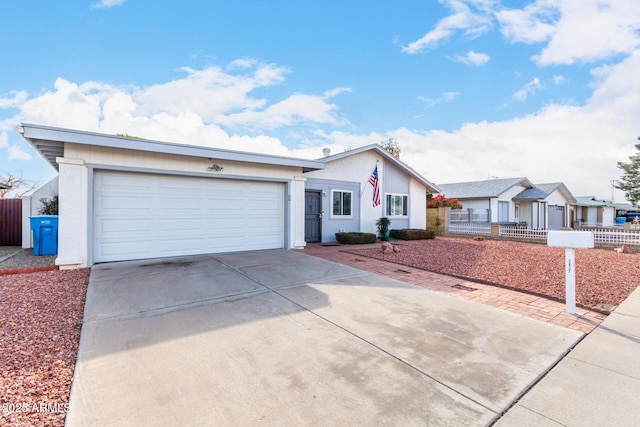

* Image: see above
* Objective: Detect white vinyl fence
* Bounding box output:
[499,226,548,240]
[448,222,491,235]
[445,222,640,246]
[583,228,640,246]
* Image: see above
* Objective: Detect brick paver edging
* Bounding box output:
[341,248,611,316]
[0,265,59,276]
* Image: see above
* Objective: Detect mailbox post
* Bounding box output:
[547,231,594,314]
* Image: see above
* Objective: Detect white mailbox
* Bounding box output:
[547,231,594,249]
[547,230,594,314]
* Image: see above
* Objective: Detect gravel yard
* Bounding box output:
[0,248,89,427]
[345,237,640,312]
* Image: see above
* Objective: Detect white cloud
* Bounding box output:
[91,0,125,8]
[0,132,7,148]
[0,91,29,109]
[533,0,640,66]
[553,75,566,85]
[218,92,350,130]
[134,64,289,122]
[453,50,490,66]
[402,0,494,53]
[5,60,350,156]
[496,2,557,43]
[8,144,31,161]
[406,0,640,66]
[417,91,460,107]
[20,78,102,130]
[513,77,544,101]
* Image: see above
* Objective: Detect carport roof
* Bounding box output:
[16,123,325,173]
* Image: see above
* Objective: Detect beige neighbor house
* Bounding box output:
[437,177,577,229]
[18,124,439,268]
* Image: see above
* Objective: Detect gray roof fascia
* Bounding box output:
[17,123,325,173]
[513,187,548,200]
[535,182,577,204]
[438,177,533,199]
[319,144,441,193]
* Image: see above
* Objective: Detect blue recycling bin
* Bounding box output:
[29,215,59,256]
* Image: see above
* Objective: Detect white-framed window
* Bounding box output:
[386,193,408,217]
[331,190,352,217]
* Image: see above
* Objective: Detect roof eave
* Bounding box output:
[17,123,325,173]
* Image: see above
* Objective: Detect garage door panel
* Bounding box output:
[97,195,153,212]
[99,173,154,192]
[94,171,285,262]
[97,218,154,234]
[157,176,203,192]
[157,196,204,212]
[158,218,204,232]
[99,240,154,258]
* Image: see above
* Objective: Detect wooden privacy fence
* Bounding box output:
[0,199,22,246]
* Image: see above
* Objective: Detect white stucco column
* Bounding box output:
[409,178,427,229]
[292,176,307,249]
[56,157,87,269]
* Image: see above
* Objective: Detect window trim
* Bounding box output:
[331,189,353,218]
[385,193,408,217]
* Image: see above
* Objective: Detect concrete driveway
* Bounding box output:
[66,250,581,426]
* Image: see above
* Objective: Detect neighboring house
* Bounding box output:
[437,177,577,229]
[18,124,439,268]
[303,145,440,242]
[574,196,616,227]
[512,183,577,229]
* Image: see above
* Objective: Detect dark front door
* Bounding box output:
[305,190,322,242]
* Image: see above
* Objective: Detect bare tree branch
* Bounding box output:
[0,173,40,199]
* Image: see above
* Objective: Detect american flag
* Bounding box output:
[369,165,381,207]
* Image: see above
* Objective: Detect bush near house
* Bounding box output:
[335,232,377,244]
[389,229,435,240]
[427,194,462,209]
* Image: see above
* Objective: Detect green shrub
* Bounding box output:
[376,217,391,241]
[389,229,435,240]
[38,194,58,215]
[335,232,377,244]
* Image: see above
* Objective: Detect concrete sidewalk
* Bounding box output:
[66,250,582,426]
[496,284,640,426]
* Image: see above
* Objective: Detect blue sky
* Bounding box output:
[1,0,639,202]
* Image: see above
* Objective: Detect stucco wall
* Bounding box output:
[305,178,361,242]
[545,189,568,206]
[305,150,383,235]
[304,150,430,236]
[409,177,426,229]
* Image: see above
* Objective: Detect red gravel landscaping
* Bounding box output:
[0,269,90,427]
[344,237,640,312]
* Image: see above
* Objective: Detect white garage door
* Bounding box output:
[94,171,285,263]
